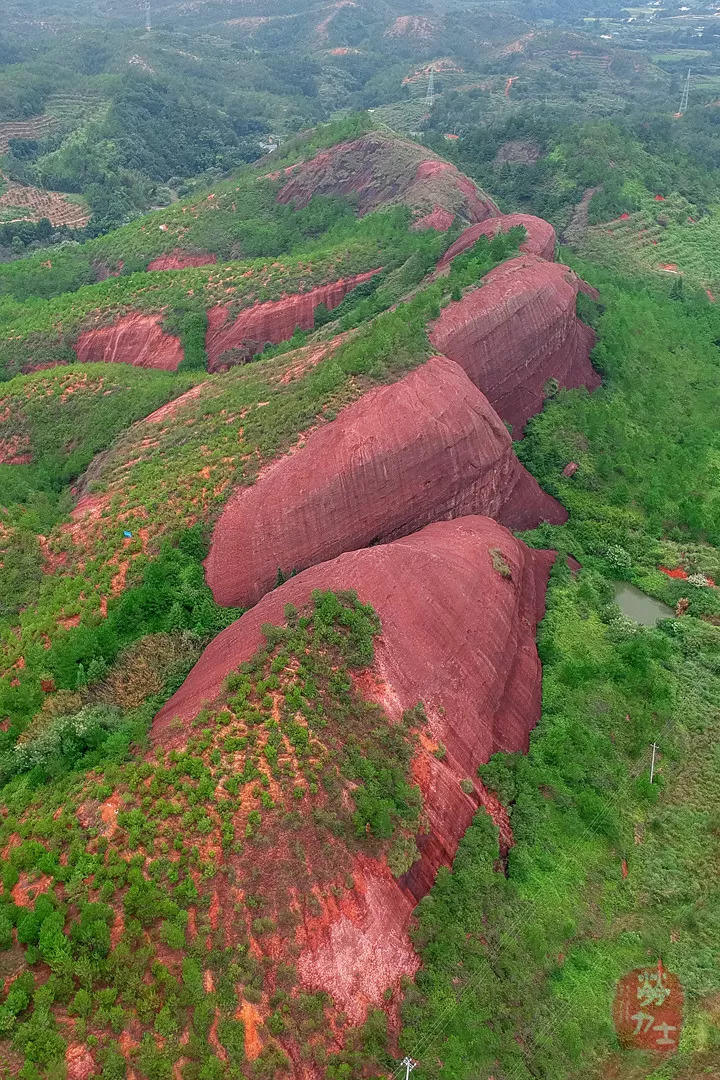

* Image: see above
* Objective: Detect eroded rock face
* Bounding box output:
[74,313,184,371]
[205,355,566,608]
[438,212,557,269]
[147,251,217,271]
[205,269,381,372]
[429,254,600,436]
[154,516,555,1020]
[275,133,499,224]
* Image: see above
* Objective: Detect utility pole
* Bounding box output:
[401,1058,417,1080]
[425,68,435,110]
[650,743,658,783]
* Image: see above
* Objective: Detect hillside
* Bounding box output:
[0,115,719,1080]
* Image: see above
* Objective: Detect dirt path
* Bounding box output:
[562,185,601,246]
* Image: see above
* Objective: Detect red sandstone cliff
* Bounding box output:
[205,269,381,371]
[428,254,600,436]
[205,354,566,608]
[147,250,217,271]
[154,516,555,1019]
[438,212,557,270]
[275,133,499,226]
[74,313,184,371]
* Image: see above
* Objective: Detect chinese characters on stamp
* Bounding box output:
[613,965,683,1052]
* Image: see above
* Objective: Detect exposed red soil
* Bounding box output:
[74,313,184,371]
[205,355,566,608]
[438,213,556,270]
[428,254,600,436]
[65,1044,96,1080]
[147,250,217,272]
[204,269,380,372]
[0,434,32,465]
[12,872,52,909]
[412,205,455,232]
[275,134,498,225]
[156,516,555,1019]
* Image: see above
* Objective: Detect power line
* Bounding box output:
[676,67,691,117]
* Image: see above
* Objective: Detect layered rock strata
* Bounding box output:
[429,254,600,435]
[205,354,566,608]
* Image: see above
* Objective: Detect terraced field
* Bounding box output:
[578,195,720,296]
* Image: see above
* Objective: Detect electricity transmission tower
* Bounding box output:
[425,68,435,109]
[143,0,152,31]
[676,68,691,117]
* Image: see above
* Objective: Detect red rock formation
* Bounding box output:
[275,133,498,224]
[205,269,381,372]
[154,516,555,1018]
[438,213,557,269]
[74,313,183,371]
[428,254,600,436]
[205,355,566,608]
[147,251,217,271]
[412,204,455,232]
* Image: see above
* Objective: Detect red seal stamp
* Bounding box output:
[613,963,683,1052]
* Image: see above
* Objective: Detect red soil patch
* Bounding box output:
[504,76,518,98]
[658,263,679,273]
[412,204,455,232]
[0,435,32,465]
[12,871,52,908]
[654,194,665,201]
[707,289,716,302]
[147,251,217,272]
[65,1044,96,1080]
[238,1000,263,1060]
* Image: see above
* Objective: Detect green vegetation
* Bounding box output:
[0,591,424,1077]
[397,259,720,1078]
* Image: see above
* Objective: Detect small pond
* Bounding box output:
[613,581,674,627]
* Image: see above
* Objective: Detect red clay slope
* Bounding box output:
[205,269,381,372]
[275,133,499,227]
[429,254,600,436]
[438,212,557,269]
[154,516,555,1019]
[74,313,184,371]
[146,250,217,271]
[205,354,566,608]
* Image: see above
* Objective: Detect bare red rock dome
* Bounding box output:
[275,133,498,224]
[205,269,380,372]
[428,254,600,436]
[154,516,555,1018]
[74,313,184,371]
[438,213,557,269]
[205,354,566,608]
